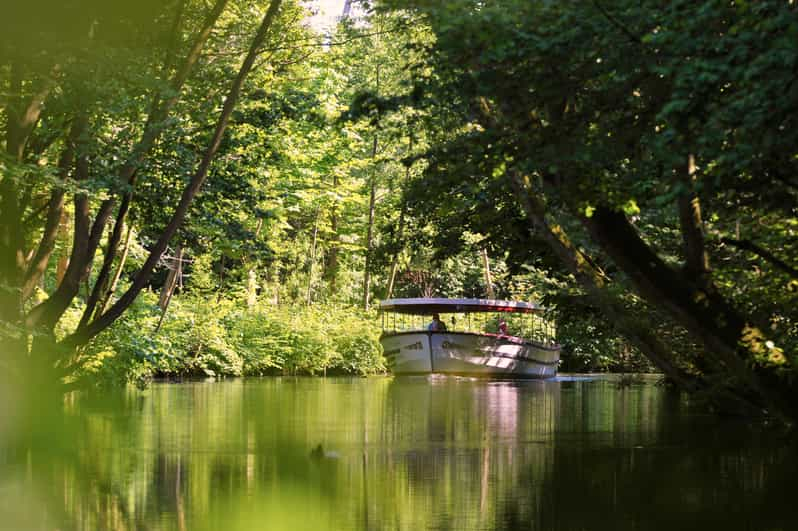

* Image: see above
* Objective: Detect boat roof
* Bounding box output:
[379,298,544,315]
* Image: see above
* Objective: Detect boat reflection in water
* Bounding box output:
[381,375,559,529]
[380,298,561,378]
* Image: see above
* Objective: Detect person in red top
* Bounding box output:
[498,318,508,335]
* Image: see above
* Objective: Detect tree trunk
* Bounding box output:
[55,209,71,288]
[386,212,404,299]
[159,246,183,310]
[156,246,183,333]
[363,64,380,311]
[507,172,703,394]
[25,115,117,332]
[387,134,413,299]
[363,164,377,311]
[0,62,53,322]
[246,269,258,308]
[475,95,783,417]
[79,191,135,329]
[22,190,66,300]
[324,172,339,293]
[65,0,284,347]
[583,206,797,420]
[78,0,230,325]
[306,209,319,305]
[97,222,133,316]
[481,248,495,299]
[22,118,81,301]
[4,63,53,162]
[678,154,710,284]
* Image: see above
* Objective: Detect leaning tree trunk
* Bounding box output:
[582,206,798,421]
[75,0,230,330]
[507,172,704,395]
[475,97,707,398]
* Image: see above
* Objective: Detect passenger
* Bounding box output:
[428,313,447,332]
[498,318,507,335]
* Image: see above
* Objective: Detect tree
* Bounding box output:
[379,0,798,421]
[1,0,301,370]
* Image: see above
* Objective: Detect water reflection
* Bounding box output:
[1,376,796,530]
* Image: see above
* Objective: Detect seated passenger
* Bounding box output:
[498,318,508,335]
[428,313,447,331]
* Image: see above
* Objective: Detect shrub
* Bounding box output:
[75,293,385,386]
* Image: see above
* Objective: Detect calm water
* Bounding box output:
[2,375,796,530]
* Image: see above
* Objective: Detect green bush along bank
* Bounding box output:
[60,294,385,387]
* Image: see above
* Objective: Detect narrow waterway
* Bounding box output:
[2,375,795,530]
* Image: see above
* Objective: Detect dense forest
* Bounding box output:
[1,1,797,422]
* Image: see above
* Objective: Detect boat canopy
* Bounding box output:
[379,298,544,315]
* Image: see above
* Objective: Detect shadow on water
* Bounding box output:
[1,371,796,530]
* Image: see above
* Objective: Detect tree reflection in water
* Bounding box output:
[1,376,795,530]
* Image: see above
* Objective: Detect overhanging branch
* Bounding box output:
[721,237,798,280]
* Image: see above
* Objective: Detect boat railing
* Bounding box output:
[380,311,559,347]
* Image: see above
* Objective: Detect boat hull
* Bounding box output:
[381,331,560,378]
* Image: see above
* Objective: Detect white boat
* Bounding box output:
[379,298,561,378]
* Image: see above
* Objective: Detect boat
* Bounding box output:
[379,298,561,378]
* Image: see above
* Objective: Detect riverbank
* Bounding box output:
[62,291,654,388]
[64,293,386,387]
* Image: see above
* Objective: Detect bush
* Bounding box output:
[75,293,385,386]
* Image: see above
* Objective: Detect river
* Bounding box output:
[2,375,795,530]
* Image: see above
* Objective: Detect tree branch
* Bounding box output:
[721,237,798,280]
[591,0,642,44]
